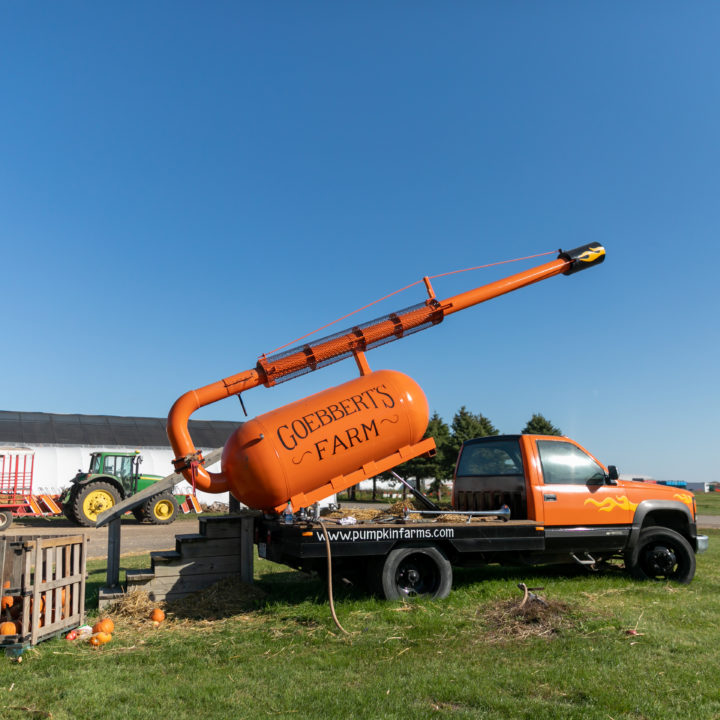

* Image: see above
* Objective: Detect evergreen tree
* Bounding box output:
[522,413,562,436]
[388,412,453,492]
[447,406,498,460]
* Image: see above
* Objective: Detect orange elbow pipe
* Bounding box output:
[167,369,262,493]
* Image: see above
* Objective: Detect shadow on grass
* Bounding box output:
[85,554,630,621]
[451,561,625,590]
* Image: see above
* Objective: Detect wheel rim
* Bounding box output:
[82,490,116,521]
[642,543,678,579]
[394,554,441,598]
[153,499,174,520]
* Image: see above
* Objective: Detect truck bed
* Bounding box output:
[257,517,545,569]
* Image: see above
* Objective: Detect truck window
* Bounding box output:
[456,438,523,476]
[537,441,606,485]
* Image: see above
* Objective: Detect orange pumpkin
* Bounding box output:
[0,621,17,635]
[92,618,114,634]
[90,631,112,646]
[149,608,165,623]
[1,595,13,610]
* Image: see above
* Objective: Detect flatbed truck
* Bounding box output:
[255,434,708,599]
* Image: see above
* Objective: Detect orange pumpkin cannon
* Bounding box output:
[167,244,604,512]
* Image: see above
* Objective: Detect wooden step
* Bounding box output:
[199,516,245,539]
[126,569,157,583]
[116,512,257,603]
[150,550,181,565]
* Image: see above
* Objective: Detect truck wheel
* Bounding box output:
[380,546,452,600]
[73,482,121,527]
[626,527,696,584]
[0,510,13,531]
[140,493,179,525]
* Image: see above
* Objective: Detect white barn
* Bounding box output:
[0,410,239,505]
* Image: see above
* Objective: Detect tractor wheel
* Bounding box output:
[62,488,81,525]
[131,506,146,522]
[137,493,179,525]
[0,510,13,532]
[72,482,121,527]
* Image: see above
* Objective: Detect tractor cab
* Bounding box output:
[87,452,142,495]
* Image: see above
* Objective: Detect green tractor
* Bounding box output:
[60,451,185,527]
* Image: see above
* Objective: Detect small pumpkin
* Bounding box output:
[1,595,13,610]
[89,631,112,646]
[92,618,114,634]
[149,608,165,624]
[0,621,17,635]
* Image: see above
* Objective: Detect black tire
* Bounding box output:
[380,546,453,600]
[131,506,146,522]
[0,510,13,531]
[626,527,696,584]
[62,487,81,525]
[137,493,179,525]
[72,481,122,527]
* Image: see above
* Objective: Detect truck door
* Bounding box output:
[536,439,633,527]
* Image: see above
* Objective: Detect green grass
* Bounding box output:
[2,533,719,720]
[694,492,720,515]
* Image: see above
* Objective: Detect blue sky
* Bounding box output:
[1,3,718,482]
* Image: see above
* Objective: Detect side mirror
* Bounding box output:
[607,465,619,484]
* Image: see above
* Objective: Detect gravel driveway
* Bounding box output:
[4,515,204,559]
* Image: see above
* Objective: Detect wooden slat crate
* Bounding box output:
[0,534,87,649]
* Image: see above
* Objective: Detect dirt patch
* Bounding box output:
[480,592,576,642]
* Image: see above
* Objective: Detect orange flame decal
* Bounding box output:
[673,493,693,508]
[584,495,637,512]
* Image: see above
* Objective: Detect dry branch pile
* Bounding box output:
[480,588,575,642]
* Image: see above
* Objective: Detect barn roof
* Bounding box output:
[0,410,239,449]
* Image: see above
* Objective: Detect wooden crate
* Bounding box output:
[0,534,87,648]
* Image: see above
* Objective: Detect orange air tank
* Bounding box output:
[221,369,429,511]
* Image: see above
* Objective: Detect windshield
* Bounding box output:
[101,454,135,479]
[89,454,103,473]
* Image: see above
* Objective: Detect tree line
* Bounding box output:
[348,409,561,500]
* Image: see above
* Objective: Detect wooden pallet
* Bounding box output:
[0,533,87,650]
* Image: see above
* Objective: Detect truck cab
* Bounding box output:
[453,434,707,581]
